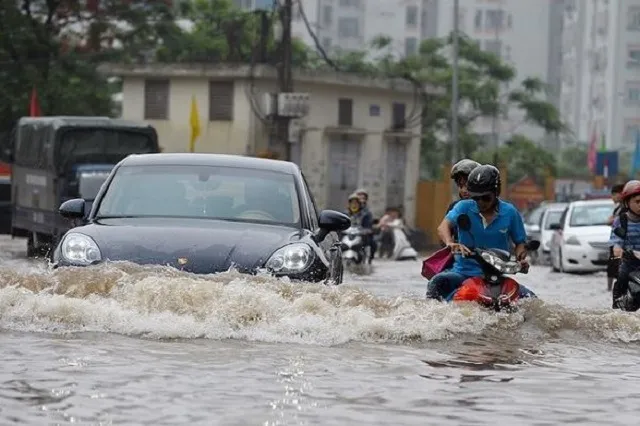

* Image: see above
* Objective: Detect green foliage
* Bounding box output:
[557,144,591,178]
[0,0,176,133]
[157,0,311,65]
[327,33,570,179]
[472,134,557,184]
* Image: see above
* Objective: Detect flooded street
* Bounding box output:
[1,236,640,425]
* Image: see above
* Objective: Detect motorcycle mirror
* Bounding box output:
[457,214,471,231]
[613,227,626,239]
[525,240,540,251]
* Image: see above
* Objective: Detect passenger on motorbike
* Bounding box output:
[610,180,640,311]
[426,165,535,301]
[355,188,376,262]
[347,193,373,228]
[444,160,481,247]
[447,159,481,214]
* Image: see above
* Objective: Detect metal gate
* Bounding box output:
[386,139,407,209]
[328,137,361,211]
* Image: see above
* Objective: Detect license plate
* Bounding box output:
[597,251,609,260]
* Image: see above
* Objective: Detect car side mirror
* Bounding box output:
[613,227,626,239]
[457,213,471,231]
[315,210,351,242]
[549,223,562,231]
[526,240,541,251]
[59,198,86,219]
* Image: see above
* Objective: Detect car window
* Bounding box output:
[544,210,564,229]
[96,164,301,226]
[301,173,319,229]
[569,204,612,227]
[525,206,545,225]
[557,208,568,229]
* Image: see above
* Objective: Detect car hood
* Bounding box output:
[68,218,309,274]
[568,225,612,240]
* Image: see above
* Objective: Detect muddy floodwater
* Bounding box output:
[0,236,639,425]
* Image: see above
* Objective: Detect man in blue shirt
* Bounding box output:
[426,164,535,300]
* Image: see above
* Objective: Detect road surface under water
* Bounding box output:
[0,236,639,425]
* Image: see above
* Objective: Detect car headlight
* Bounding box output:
[61,233,102,265]
[480,251,520,274]
[265,243,314,274]
[565,235,581,245]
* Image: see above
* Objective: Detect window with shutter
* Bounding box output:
[144,79,169,120]
[338,98,353,126]
[392,102,406,130]
[209,81,234,121]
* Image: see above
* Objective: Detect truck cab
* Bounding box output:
[0,116,160,257]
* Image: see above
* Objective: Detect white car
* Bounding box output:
[549,199,614,273]
[538,202,568,263]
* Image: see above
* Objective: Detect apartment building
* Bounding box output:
[430,0,565,147]
[235,0,565,147]
[559,0,640,152]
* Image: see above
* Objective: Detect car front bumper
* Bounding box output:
[561,242,609,272]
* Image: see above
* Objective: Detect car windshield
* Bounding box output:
[95,164,301,226]
[569,204,612,227]
[544,210,564,229]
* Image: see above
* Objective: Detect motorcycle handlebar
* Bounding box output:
[467,247,528,274]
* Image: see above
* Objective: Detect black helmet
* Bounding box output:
[450,159,481,181]
[466,165,501,196]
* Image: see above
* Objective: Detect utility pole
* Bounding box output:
[491,6,502,165]
[274,0,294,161]
[450,0,460,200]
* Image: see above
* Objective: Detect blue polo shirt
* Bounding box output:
[445,199,527,276]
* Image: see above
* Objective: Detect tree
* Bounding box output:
[317,34,567,179]
[556,144,590,178]
[156,0,311,66]
[473,134,556,184]
[0,0,177,134]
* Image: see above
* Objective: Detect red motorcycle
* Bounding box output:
[447,214,540,311]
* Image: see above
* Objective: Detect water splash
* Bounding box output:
[0,261,639,345]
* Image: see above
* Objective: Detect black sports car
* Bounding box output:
[52,153,351,284]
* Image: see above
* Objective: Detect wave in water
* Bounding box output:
[0,262,639,345]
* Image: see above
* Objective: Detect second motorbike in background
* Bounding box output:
[340,225,372,274]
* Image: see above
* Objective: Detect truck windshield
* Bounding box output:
[56,128,156,168]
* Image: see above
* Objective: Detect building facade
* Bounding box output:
[559,0,640,152]
[100,64,429,224]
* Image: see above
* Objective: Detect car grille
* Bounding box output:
[589,241,610,250]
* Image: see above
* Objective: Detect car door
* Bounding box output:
[551,207,568,260]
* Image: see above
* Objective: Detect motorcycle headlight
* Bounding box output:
[60,233,102,265]
[480,251,520,274]
[265,243,314,274]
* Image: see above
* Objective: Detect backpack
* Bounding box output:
[618,208,629,245]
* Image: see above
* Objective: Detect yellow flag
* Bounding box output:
[189,95,201,152]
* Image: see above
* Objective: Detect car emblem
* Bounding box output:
[177,257,188,265]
